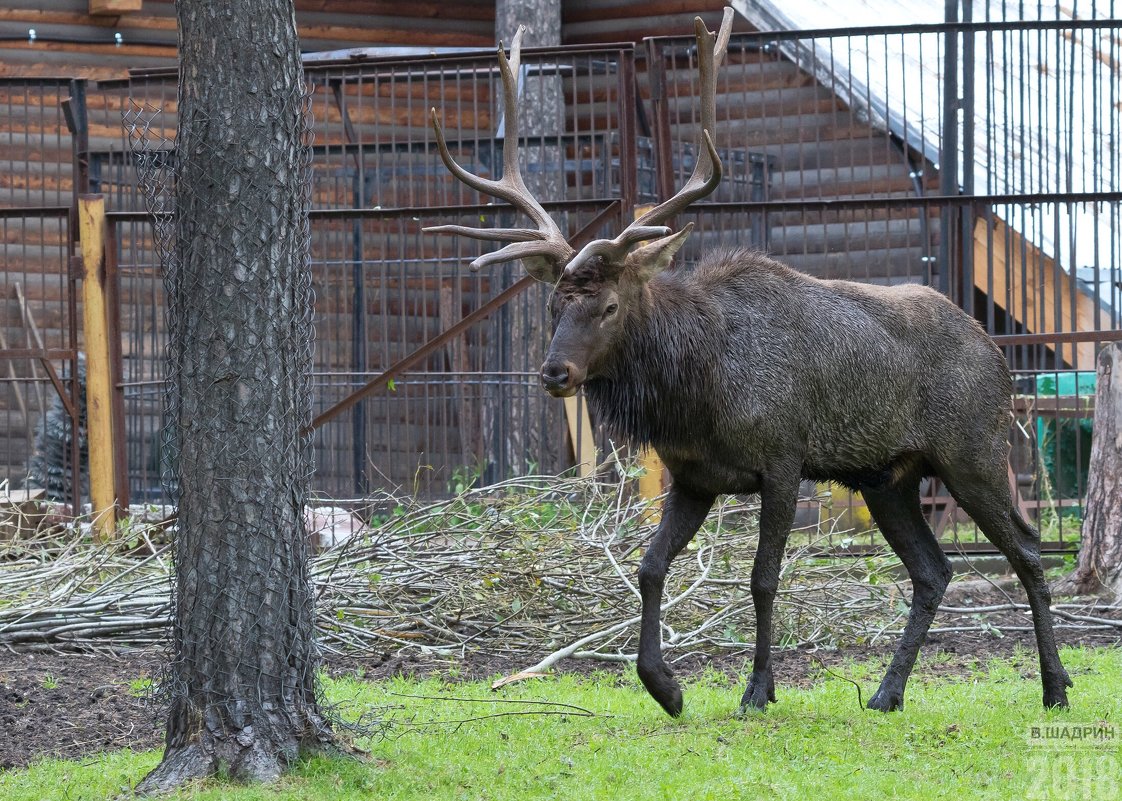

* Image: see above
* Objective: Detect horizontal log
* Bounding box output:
[656,60,814,101]
[1,300,70,334]
[764,217,930,255]
[775,249,930,282]
[1012,395,1096,416]
[673,118,876,151]
[771,174,919,202]
[563,0,726,24]
[665,86,842,128]
[746,202,939,229]
[563,10,727,43]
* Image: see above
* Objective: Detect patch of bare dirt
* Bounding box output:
[0,651,164,771]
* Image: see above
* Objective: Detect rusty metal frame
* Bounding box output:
[100,40,642,499]
[0,75,86,510]
[303,201,623,434]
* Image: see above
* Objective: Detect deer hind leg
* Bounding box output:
[939,459,1072,708]
[739,466,801,712]
[862,475,952,712]
[636,484,715,717]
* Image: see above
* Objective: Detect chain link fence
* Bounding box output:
[123,32,340,761]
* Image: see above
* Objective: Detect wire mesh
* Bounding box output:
[124,37,333,751]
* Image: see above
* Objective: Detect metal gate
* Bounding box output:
[0,79,86,512]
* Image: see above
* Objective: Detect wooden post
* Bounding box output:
[637,448,664,501]
[563,394,596,478]
[79,194,118,540]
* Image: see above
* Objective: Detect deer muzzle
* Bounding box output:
[539,359,584,398]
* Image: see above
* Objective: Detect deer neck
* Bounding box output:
[583,281,719,450]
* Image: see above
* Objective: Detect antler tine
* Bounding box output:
[631,9,732,230]
[563,9,733,275]
[423,27,575,277]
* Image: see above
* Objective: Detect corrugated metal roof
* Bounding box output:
[732,0,1121,286]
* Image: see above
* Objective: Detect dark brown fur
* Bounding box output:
[424,7,1069,719]
[541,245,1072,716]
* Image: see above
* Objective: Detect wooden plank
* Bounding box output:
[564,0,726,24]
[563,394,596,478]
[776,247,930,283]
[973,217,1098,367]
[637,447,664,502]
[78,194,118,540]
[89,0,143,15]
[1012,395,1095,416]
[564,9,727,43]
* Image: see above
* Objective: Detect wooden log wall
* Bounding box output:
[650,44,941,286]
[0,6,948,499]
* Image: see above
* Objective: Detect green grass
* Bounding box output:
[2,647,1120,801]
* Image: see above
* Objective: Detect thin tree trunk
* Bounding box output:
[137,0,335,792]
[1056,342,1122,598]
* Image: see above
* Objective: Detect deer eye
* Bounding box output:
[603,303,619,317]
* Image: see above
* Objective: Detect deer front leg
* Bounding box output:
[740,467,800,712]
[636,484,715,717]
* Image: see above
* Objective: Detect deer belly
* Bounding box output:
[660,449,765,496]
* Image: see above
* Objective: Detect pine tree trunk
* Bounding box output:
[1056,342,1122,598]
[136,0,334,792]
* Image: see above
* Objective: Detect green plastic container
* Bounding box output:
[1034,372,1096,500]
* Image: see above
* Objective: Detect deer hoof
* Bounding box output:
[1043,676,1072,709]
[638,659,683,717]
[739,670,776,712]
[867,685,904,712]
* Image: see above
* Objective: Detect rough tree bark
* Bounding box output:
[136,0,336,793]
[1056,342,1122,597]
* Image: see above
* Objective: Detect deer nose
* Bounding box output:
[540,361,571,391]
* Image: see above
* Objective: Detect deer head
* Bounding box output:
[426,9,733,396]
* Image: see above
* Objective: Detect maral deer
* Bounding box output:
[426,9,1071,716]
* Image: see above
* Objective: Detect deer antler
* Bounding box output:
[564,8,734,274]
[423,27,575,281]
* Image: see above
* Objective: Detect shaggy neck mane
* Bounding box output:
[582,277,724,449]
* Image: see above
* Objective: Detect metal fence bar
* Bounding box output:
[0,75,84,510]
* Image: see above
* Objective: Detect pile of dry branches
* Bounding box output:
[2,474,1119,674]
[316,475,896,674]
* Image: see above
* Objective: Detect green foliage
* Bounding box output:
[448,464,484,496]
[2,647,1119,800]
[39,674,59,691]
[128,677,153,698]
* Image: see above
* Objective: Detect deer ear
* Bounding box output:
[624,223,693,282]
